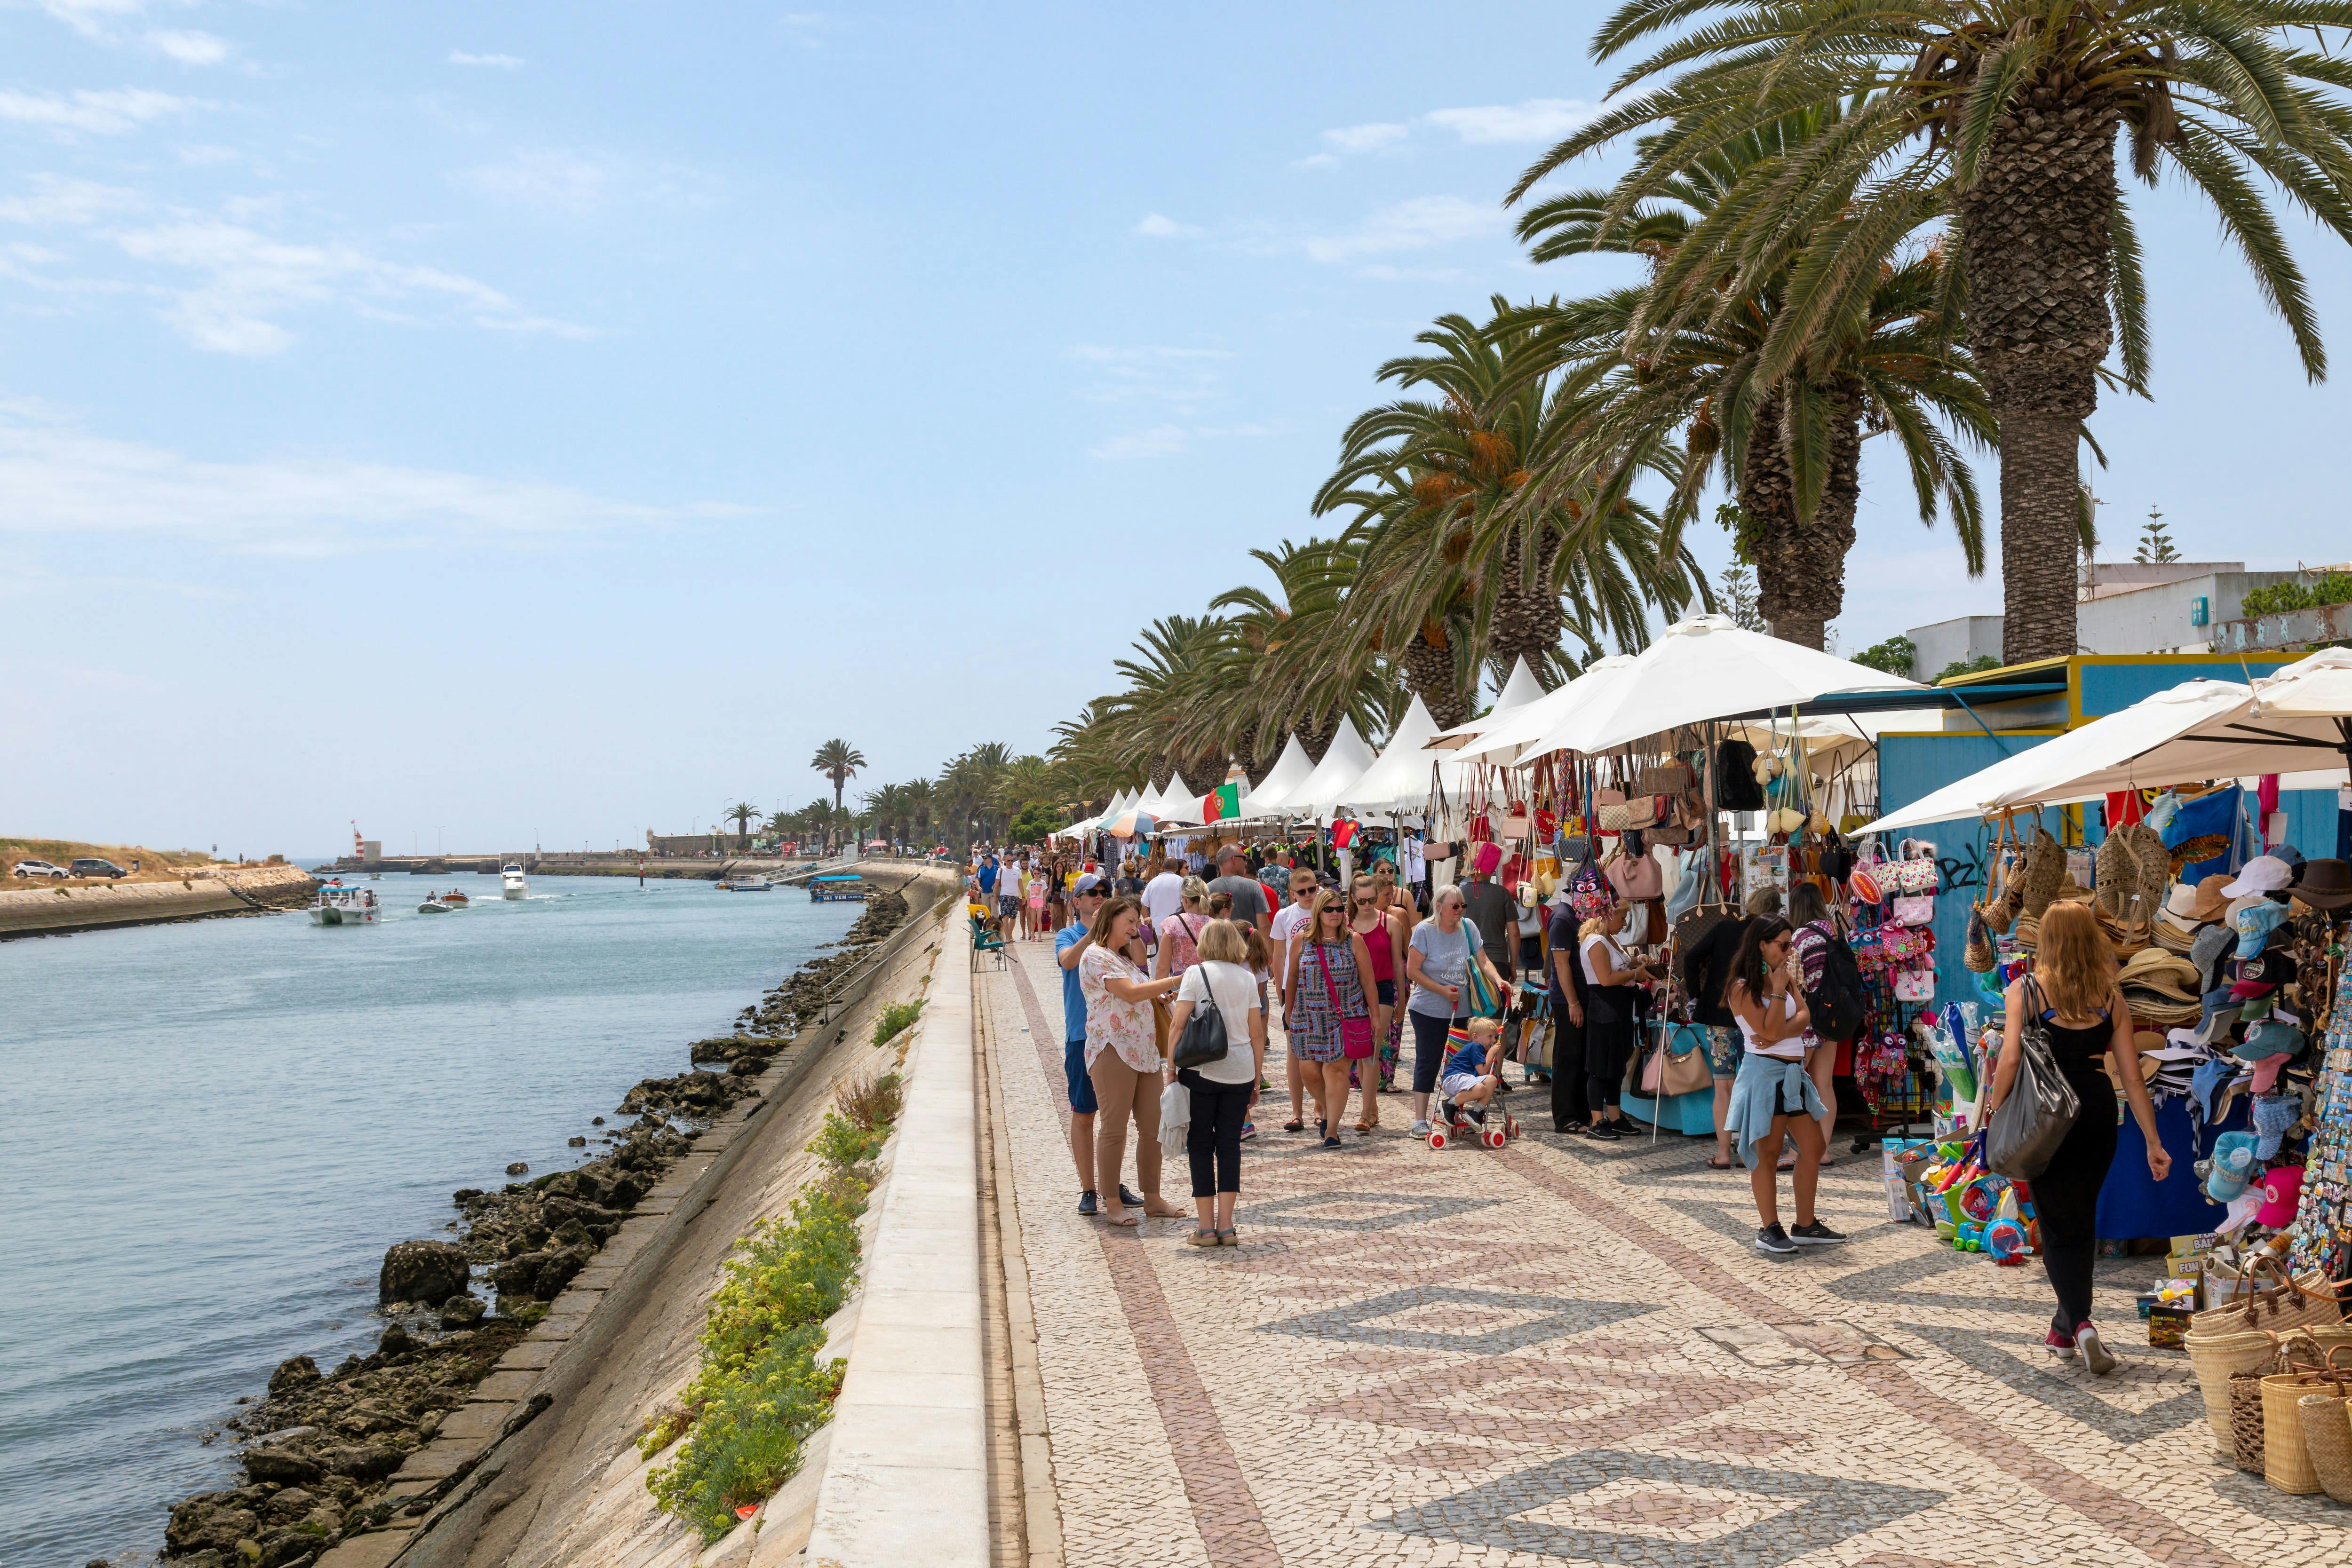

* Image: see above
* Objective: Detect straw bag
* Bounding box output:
[2303,1386,2352,1504]
[2263,1345,2352,1494]
[2018,824,2066,921]
[2193,1255,2346,1337]
[2189,1309,2352,1455]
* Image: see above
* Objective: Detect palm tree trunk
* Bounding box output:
[1746,388,1863,650]
[1488,525,1565,669]
[1398,624,1471,729]
[1957,72,2117,665]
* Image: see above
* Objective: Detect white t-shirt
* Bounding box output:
[1141,871,1187,925]
[1581,932,1627,987]
[1737,990,1805,1061]
[1175,960,1261,1086]
[1270,901,1314,946]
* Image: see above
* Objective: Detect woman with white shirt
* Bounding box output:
[1164,920,1268,1246]
[1722,914,1846,1255]
[1578,902,1659,1141]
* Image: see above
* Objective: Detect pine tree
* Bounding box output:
[2134,507,2180,565]
[1718,563,1765,633]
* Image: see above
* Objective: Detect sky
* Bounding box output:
[7,1,2352,858]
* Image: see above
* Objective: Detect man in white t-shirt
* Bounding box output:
[1141,860,1187,926]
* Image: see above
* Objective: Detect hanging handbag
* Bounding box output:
[1890,894,1936,927]
[1715,738,1764,811]
[1984,978,2082,1179]
[1661,1022,1714,1095]
[1172,970,1231,1068]
[1633,760,1693,795]
[1595,788,1631,832]
[1318,943,1375,1059]
[1893,964,1938,1003]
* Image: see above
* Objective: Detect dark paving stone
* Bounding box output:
[1260,1285,1657,1354]
[1234,1190,1499,1233]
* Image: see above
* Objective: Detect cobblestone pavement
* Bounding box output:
[985,943,2352,1568]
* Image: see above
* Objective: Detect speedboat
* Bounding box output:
[716,872,772,891]
[311,887,379,926]
[418,897,452,914]
[441,888,470,905]
[501,864,527,899]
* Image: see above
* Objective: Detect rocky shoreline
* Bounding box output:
[154,885,913,1568]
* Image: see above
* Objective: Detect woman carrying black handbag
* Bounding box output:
[1164,920,1268,1248]
[1984,902,2171,1374]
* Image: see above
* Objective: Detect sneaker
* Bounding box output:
[1409,1118,1432,1138]
[1464,1103,1488,1125]
[1077,1190,1100,1215]
[1754,1222,1797,1256]
[1239,1121,1257,1141]
[1788,1220,1847,1246]
[1118,1184,1144,1208]
[2043,1327,2078,1361]
[1589,1120,1623,1140]
[2076,1321,2119,1375]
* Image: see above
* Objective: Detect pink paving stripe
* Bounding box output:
[1493,1146,2252,1568]
[1004,960,1283,1568]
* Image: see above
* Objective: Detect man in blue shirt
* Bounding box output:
[1055,873,1137,1215]
[977,855,998,898]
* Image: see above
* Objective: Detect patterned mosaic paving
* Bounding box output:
[986,944,2352,1568]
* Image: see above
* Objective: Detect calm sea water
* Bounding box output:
[0,873,858,1568]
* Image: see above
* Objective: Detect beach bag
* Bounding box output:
[1317,944,1375,1060]
[1984,979,2080,1180]
[1461,939,1502,1020]
[1891,894,1936,927]
[2262,1345,2352,1494]
[2305,1381,2352,1504]
[1172,976,1230,1069]
[1893,964,1937,1003]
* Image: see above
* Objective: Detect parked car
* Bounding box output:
[13,859,70,879]
[70,858,128,879]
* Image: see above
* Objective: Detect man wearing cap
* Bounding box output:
[1057,873,1141,1216]
[1207,844,1273,935]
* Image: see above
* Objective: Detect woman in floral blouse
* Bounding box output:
[1080,895,1186,1226]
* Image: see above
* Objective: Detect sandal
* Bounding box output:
[1102,1206,1139,1227]
[1143,1197,1187,1219]
[1216,1229,1238,1246]
[1281,1120,1305,1132]
[1185,1228,1219,1248]
[1707,1156,1734,1170]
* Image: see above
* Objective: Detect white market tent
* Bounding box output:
[1335,695,1450,814]
[1491,655,1548,716]
[1237,733,1320,816]
[1273,715,1379,819]
[1443,654,1640,764]
[1429,653,1560,753]
[1518,615,1925,758]
[1140,768,1199,826]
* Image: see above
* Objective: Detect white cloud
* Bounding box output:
[1089,421,1274,461]
[0,405,751,557]
[0,86,205,136]
[0,173,143,225]
[1305,98,1600,163]
[451,149,720,214]
[35,0,148,40]
[449,50,524,68]
[1300,195,1499,264]
[111,218,592,353]
[1069,343,1234,408]
[1322,121,1409,155]
[1423,98,1597,144]
[1132,212,1201,239]
[146,29,229,66]
[175,142,237,165]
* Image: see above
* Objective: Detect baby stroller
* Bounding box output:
[1427,1093,1522,1150]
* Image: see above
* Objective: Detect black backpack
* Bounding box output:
[1715,739,1765,812]
[1803,925,1867,1044]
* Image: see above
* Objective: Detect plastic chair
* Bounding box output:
[970,914,1008,970]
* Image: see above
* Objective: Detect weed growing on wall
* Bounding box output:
[871,998,923,1048]
[642,1071,904,1538]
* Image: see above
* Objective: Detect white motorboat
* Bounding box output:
[716,872,772,891]
[501,864,527,899]
[310,886,379,926]
[417,897,453,914]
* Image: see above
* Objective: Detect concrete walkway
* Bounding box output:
[982,941,2352,1568]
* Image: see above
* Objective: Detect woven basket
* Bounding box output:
[2197,1324,2347,1457]
[2265,1373,2336,1493]
[2232,1359,2273,1472]
[2299,1393,2352,1505]
[2018,825,2066,920]
[2191,1257,2344,1337]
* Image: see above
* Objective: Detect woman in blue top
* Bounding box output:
[1403,885,1508,1141]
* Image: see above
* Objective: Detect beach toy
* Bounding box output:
[1956,1222,1986,1252]
[2204,1131,2258,1205]
[1985,1217,2029,1263]
[1958,1179,1998,1224]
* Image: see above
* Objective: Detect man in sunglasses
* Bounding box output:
[1056,873,1142,1215]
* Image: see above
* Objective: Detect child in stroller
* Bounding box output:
[1430,1017,1519,1148]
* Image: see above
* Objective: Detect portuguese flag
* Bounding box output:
[1202,782,1241,822]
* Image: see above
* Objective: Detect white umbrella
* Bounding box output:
[1445,654,1641,763]
[1238,733,1319,816]
[1279,716,1380,819]
[1535,615,1924,757]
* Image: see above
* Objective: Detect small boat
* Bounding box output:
[311,887,379,926]
[717,872,772,891]
[418,898,453,914]
[501,864,527,899]
[808,874,866,903]
[441,888,470,905]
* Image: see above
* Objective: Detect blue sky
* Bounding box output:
[7,2,2351,857]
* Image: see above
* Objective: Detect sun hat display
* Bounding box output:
[2231,1018,2306,1063]
[2188,872,2235,924]
[2288,857,2352,912]
[2222,855,2295,898]
[2233,898,2290,958]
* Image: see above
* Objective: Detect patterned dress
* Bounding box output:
[1287,939,1370,1063]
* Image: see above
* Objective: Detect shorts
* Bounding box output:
[1439,1069,1489,1098]
[1707,1024,1743,1079]
[1064,1038,1099,1115]
[998,895,1018,916]
[1375,978,1397,1006]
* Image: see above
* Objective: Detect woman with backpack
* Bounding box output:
[1787,883,1860,1167]
[1164,920,1268,1247]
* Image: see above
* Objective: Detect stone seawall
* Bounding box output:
[0,863,316,939]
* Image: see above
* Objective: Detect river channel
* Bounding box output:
[0,872,858,1566]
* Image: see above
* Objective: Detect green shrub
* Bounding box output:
[1852,634,1916,676]
[1935,654,2002,683]
[644,1077,900,1537]
[2241,573,2352,617]
[872,999,923,1048]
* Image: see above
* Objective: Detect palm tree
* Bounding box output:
[810,739,865,816]
[723,801,759,850]
[1508,115,1991,647]
[1208,539,1398,773]
[1516,1,2352,661]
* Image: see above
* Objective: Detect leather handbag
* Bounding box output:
[1318,944,1375,1060]
[1984,980,2081,1179]
[1661,1022,1713,1095]
[1634,760,1693,795]
[1595,788,1631,832]
[1172,979,1230,1068]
